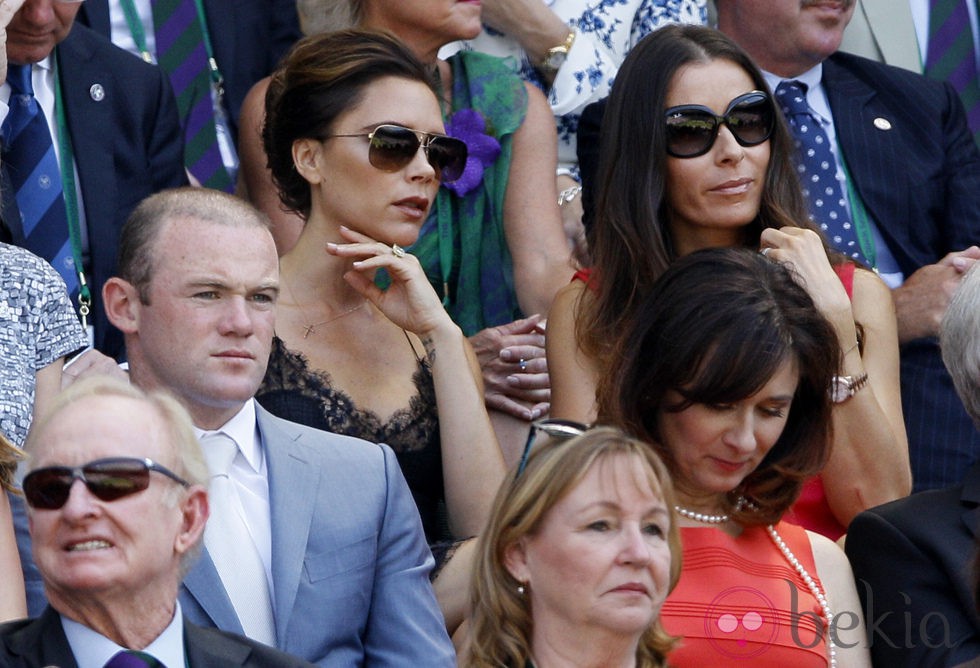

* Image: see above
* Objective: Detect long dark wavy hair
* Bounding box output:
[579,24,834,368]
[598,248,841,524]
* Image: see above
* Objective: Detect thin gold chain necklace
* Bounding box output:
[282,278,366,339]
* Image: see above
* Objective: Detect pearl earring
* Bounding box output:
[517,584,526,595]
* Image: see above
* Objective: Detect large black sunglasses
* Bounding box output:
[664,91,775,158]
[323,124,468,183]
[23,457,190,510]
[516,418,588,478]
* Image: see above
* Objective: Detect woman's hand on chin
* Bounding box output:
[327,225,455,337]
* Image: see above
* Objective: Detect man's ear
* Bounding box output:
[103,277,142,334]
[174,486,209,557]
[292,138,323,185]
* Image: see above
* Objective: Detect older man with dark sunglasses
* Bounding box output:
[0,375,316,667]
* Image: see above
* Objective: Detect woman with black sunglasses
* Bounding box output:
[547,25,909,540]
[255,29,505,632]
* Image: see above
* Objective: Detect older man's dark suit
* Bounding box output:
[846,463,980,666]
[0,606,318,667]
[822,52,980,492]
[0,24,188,358]
[578,51,980,491]
[78,0,301,144]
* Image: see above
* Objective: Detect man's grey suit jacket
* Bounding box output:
[179,404,455,667]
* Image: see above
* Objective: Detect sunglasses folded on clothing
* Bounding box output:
[664,90,775,158]
[23,457,190,510]
[323,124,468,183]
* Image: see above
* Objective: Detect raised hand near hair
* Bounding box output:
[326,225,454,338]
[0,0,25,86]
[759,227,854,330]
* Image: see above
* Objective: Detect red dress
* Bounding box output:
[661,522,830,667]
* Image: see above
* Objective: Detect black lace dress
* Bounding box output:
[257,336,450,549]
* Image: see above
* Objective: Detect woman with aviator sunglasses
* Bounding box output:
[240,0,578,471]
[548,25,910,539]
[257,29,506,632]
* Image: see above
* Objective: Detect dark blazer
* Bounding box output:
[846,463,980,667]
[0,606,319,667]
[822,52,980,492]
[822,52,980,277]
[78,0,301,143]
[576,52,980,491]
[0,23,188,358]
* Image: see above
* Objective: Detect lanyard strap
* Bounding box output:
[119,0,152,62]
[433,65,453,306]
[836,143,877,269]
[52,57,91,327]
[435,187,453,307]
[118,0,225,95]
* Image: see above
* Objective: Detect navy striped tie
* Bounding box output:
[925,0,980,143]
[1,63,78,296]
[152,0,232,191]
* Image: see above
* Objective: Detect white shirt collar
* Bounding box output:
[763,63,833,124]
[193,399,262,474]
[61,601,186,668]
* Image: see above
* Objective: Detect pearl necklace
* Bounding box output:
[674,505,730,524]
[767,524,837,668]
[675,496,748,524]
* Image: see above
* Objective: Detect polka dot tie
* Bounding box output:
[774,80,868,265]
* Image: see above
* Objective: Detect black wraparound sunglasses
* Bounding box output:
[323,124,468,183]
[23,457,190,510]
[664,90,775,158]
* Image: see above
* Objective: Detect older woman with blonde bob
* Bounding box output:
[465,426,681,668]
